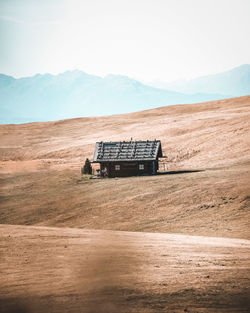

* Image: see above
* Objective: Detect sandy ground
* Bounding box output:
[0,96,250,312]
[0,224,250,313]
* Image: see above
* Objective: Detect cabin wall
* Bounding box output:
[100,161,157,178]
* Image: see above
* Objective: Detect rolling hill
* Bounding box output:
[1,224,249,313]
[0,95,249,239]
[0,96,250,312]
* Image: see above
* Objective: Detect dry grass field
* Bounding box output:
[0,96,250,312]
[1,225,250,313]
[0,164,249,239]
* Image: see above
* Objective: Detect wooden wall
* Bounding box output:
[100,161,158,178]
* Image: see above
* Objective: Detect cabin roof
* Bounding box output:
[93,140,162,162]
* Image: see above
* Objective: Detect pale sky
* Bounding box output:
[0,0,250,82]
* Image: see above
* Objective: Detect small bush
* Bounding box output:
[81,158,92,175]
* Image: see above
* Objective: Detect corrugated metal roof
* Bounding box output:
[93,140,162,162]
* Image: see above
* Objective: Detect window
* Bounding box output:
[139,164,144,170]
[115,164,120,171]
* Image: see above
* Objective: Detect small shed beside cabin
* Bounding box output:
[92,140,163,178]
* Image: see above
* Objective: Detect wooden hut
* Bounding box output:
[92,140,163,178]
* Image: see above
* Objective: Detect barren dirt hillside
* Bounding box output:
[0,95,249,172]
[1,96,250,313]
[1,224,249,313]
[0,165,249,239]
[0,96,250,239]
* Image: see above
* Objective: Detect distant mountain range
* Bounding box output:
[149,64,250,96]
[0,64,249,124]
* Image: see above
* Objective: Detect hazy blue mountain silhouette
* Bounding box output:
[149,64,250,96]
[0,69,231,124]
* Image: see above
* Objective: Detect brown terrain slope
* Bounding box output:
[0,96,250,312]
[0,95,249,171]
[0,95,249,238]
[1,225,250,313]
